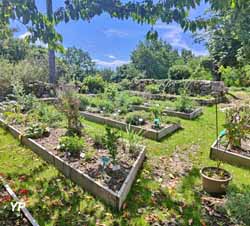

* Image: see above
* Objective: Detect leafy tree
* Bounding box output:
[169,65,192,80]
[99,68,115,82]
[181,49,193,63]
[115,64,143,82]
[131,39,179,79]
[0,38,28,63]
[62,47,95,81]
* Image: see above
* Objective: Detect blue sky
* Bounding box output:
[15,0,209,69]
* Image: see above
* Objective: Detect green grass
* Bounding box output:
[0,105,250,225]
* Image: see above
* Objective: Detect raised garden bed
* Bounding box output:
[0,178,39,226]
[130,91,227,106]
[80,111,181,141]
[0,118,146,210]
[210,139,250,168]
[131,105,203,120]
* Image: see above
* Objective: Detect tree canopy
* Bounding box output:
[62,47,95,81]
[131,39,179,79]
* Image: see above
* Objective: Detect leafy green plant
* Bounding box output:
[145,84,160,94]
[25,123,50,139]
[93,134,105,149]
[11,81,37,112]
[78,95,90,111]
[128,96,144,106]
[104,85,118,101]
[3,111,26,125]
[84,149,96,162]
[99,99,114,113]
[119,79,131,90]
[125,125,143,154]
[225,185,250,225]
[224,105,250,149]
[79,84,88,94]
[59,135,85,157]
[125,111,148,126]
[57,85,82,136]
[103,127,120,164]
[174,89,195,113]
[168,65,192,80]
[83,75,105,94]
[34,103,65,128]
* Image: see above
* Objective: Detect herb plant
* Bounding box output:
[224,105,250,149]
[59,135,85,157]
[25,123,50,139]
[103,127,120,164]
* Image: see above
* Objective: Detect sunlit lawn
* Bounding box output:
[0,102,249,225]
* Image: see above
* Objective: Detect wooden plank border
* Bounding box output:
[0,118,146,210]
[80,111,181,141]
[210,139,250,168]
[0,177,39,226]
[129,91,227,106]
[131,105,203,120]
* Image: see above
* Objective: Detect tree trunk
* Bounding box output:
[48,49,56,83]
[46,0,56,84]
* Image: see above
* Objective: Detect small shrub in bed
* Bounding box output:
[224,106,250,149]
[174,90,195,113]
[57,85,82,136]
[99,99,114,113]
[128,96,144,106]
[103,127,120,164]
[145,84,160,94]
[78,95,90,111]
[11,81,37,113]
[125,111,148,126]
[93,134,105,149]
[125,125,143,154]
[25,123,50,139]
[35,103,65,128]
[83,75,105,94]
[59,135,85,158]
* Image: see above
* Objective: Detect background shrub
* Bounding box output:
[169,65,191,80]
[145,84,160,94]
[83,75,105,94]
[125,111,149,126]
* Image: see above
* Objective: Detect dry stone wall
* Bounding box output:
[130,79,228,97]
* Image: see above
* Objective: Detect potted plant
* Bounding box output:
[200,99,232,195]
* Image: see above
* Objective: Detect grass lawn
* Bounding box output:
[0,101,250,225]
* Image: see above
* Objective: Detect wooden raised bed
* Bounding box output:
[131,105,202,120]
[0,118,146,210]
[0,177,39,226]
[210,139,250,168]
[130,91,227,106]
[80,111,181,141]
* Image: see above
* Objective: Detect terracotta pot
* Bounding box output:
[200,167,232,195]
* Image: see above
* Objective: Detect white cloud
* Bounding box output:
[160,24,190,49]
[105,54,117,59]
[103,29,129,38]
[155,22,208,56]
[18,31,48,48]
[94,59,129,68]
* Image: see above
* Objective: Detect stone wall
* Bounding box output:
[0,80,56,101]
[24,81,56,98]
[130,79,228,97]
